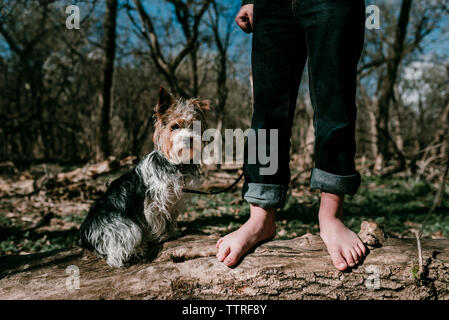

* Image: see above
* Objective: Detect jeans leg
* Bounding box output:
[243,0,307,208]
[298,0,365,195]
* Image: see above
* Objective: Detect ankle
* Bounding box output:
[250,203,275,219]
[248,204,276,229]
[318,208,342,221]
[318,192,344,218]
[319,215,342,233]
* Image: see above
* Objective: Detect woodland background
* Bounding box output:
[0,0,448,256]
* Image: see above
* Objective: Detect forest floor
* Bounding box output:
[0,160,448,255]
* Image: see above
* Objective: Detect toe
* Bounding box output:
[224,250,241,267]
[358,242,367,256]
[350,247,360,264]
[217,246,230,262]
[216,238,223,249]
[353,245,363,261]
[330,251,348,271]
[343,249,356,267]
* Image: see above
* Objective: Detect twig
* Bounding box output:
[419,147,449,236]
[23,211,54,232]
[411,229,423,276]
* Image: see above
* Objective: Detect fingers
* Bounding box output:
[235,6,254,33]
[248,9,253,31]
[236,15,251,33]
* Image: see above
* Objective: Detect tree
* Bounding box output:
[128,0,213,98]
[366,0,413,172]
[96,0,118,161]
[357,0,449,175]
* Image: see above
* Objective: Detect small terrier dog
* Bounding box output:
[80,87,209,268]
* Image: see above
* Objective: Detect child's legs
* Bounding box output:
[217,0,307,267]
[242,0,307,209]
[299,0,366,195]
[297,0,367,270]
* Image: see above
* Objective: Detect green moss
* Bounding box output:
[410,265,420,280]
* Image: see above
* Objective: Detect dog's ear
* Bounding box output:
[156,87,174,116]
[191,99,210,112]
[198,99,210,111]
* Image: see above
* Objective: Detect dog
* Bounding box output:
[80,87,209,268]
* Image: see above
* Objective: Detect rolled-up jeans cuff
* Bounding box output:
[309,168,361,196]
[242,183,287,209]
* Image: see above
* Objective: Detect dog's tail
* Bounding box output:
[79,212,143,268]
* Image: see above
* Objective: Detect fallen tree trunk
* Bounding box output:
[0,224,448,300]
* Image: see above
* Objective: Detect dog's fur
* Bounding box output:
[80,87,209,268]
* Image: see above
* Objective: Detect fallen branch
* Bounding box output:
[0,222,448,300]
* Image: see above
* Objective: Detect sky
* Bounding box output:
[1,0,448,88]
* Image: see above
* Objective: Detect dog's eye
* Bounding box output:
[171,123,181,130]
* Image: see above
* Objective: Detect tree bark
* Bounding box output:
[1,222,448,300]
[392,87,404,153]
[96,0,118,161]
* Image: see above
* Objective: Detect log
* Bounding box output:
[0,222,448,300]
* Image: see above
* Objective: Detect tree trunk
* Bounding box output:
[375,0,413,168]
[438,99,449,159]
[391,88,404,153]
[368,104,383,172]
[358,84,381,171]
[190,47,199,97]
[1,222,448,300]
[96,0,118,161]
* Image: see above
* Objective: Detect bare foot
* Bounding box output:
[318,192,367,271]
[216,204,276,267]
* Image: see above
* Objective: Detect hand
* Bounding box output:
[235,4,254,34]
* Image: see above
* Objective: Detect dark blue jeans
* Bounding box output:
[242,0,366,208]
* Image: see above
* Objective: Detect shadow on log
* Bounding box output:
[0,222,448,300]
